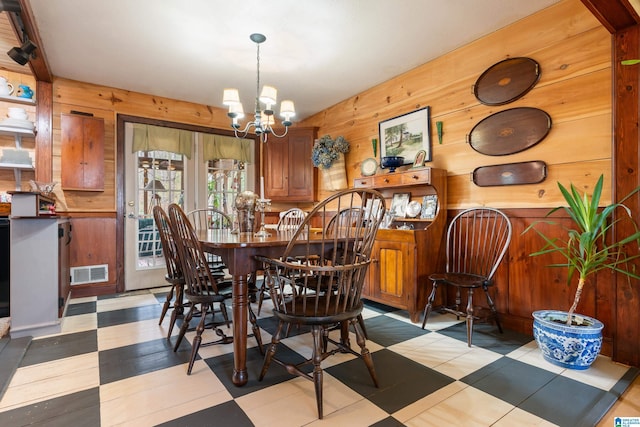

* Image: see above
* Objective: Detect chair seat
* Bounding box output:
[429,272,489,288]
[274,298,363,325]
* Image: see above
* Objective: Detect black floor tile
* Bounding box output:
[365,315,429,347]
[0,336,31,400]
[154,291,169,305]
[206,341,310,399]
[65,301,96,316]
[0,387,100,427]
[462,357,556,406]
[158,400,254,427]
[20,330,97,367]
[437,321,533,354]
[97,304,162,328]
[362,300,400,314]
[327,348,455,414]
[99,337,192,384]
[371,416,407,427]
[519,374,609,426]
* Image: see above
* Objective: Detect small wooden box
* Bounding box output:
[0,202,10,216]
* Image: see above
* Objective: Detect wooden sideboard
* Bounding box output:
[354,167,447,322]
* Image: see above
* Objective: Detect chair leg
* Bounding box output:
[219,302,231,328]
[483,285,503,333]
[259,320,284,381]
[466,288,474,347]
[352,318,379,388]
[311,325,324,419]
[187,304,210,375]
[248,303,264,354]
[257,284,266,315]
[173,303,195,351]
[159,284,174,325]
[421,282,439,329]
[167,285,184,339]
[356,314,368,340]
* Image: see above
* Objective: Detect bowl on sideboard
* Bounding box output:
[381,156,405,172]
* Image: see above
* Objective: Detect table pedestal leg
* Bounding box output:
[232,273,248,386]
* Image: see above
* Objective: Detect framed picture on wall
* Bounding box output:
[379,106,432,168]
[390,192,410,217]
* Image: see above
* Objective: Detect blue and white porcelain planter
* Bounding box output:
[532,310,604,370]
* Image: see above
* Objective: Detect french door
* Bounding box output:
[121,121,254,291]
[123,123,194,291]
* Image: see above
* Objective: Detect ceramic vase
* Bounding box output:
[532,309,603,370]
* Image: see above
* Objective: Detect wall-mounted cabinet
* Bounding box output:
[264,127,317,202]
[61,113,105,191]
[354,167,448,322]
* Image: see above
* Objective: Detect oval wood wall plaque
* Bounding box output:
[472,160,547,187]
[474,57,540,106]
[468,107,552,156]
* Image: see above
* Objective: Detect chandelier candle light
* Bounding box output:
[222,33,296,142]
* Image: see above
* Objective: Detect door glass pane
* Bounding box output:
[136,150,184,269]
[207,159,246,216]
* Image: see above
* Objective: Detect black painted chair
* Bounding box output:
[421,207,512,347]
[168,204,236,374]
[152,205,185,339]
[256,188,386,419]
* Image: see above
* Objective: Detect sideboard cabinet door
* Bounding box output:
[61,114,105,191]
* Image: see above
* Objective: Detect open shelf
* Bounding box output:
[0,94,35,106]
[0,162,33,170]
[0,126,35,137]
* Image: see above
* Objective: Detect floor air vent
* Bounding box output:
[71,264,108,285]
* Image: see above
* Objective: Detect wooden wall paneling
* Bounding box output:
[613,25,640,367]
[436,114,611,179]
[67,217,117,295]
[53,78,231,128]
[35,80,52,182]
[302,1,611,208]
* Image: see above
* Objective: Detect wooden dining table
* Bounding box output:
[198,227,327,386]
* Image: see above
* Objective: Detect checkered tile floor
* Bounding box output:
[0,288,637,426]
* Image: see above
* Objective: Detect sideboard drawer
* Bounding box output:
[373,173,404,187]
[402,168,431,185]
[353,177,373,188]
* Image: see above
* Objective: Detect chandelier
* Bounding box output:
[223,33,295,142]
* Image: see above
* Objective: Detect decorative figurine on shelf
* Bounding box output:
[17,85,33,99]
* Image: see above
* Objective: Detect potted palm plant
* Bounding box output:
[525,174,640,369]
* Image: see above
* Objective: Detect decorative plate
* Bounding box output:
[472,161,547,187]
[406,201,421,218]
[467,107,552,156]
[361,158,378,176]
[474,57,541,106]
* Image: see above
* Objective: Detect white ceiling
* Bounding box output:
[27,0,561,121]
